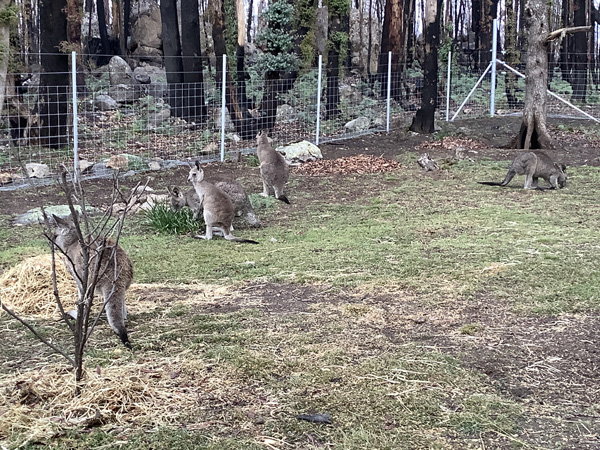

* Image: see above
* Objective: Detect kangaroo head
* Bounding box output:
[168,186,186,211]
[187,162,205,184]
[256,130,269,146]
[52,214,79,249]
[555,163,567,188]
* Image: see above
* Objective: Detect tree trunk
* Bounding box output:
[235,0,256,139]
[377,0,405,100]
[39,0,70,149]
[409,0,441,134]
[571,0,587,101]
[181,0,207,122]
[124,0,131,53]
[160,0,185,117]
[325,12,341,120]
[508,0,552,149]
[0,0,12,118]
[504,0,522,108]
[66,0,82,47]
[96,0,111,65]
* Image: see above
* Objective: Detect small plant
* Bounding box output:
[247,155,260,167]
[143,201,202,234]
[248,193,278,210]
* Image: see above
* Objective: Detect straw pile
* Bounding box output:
[0,255,78,318]
[0,361,200,443]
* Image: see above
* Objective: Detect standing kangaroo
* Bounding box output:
[168,178,260,227]
[479,151,567,190]
[52,214,133,348]
[187,162,259,244]
[256,131,290,204]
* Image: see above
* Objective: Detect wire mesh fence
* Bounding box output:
[1,50,599,190]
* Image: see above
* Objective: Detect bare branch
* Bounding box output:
[0,301,75,366]
[545,26,592,43]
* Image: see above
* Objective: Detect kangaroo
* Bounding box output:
[256,131,290,204]
[52,214,133,348]
[168,179,260,227]
[187,161,259,244]
[479,151,567,190]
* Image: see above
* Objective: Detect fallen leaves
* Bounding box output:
[292,154,403,176]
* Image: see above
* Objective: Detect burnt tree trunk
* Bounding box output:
[235,0,256,139]
[509,0,552,149]
[96,0,111,64]
[39,0,70,149]
[377,0,405,100]
[181,0,207,122]
[409,0,441,134]
[504,0,522,108]
[571,0,587,101]
[160,0,185,117]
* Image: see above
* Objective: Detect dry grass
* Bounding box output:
[0,255,78,318]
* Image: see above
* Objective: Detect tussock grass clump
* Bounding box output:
[143,201,201,234]
[0,255,77,318]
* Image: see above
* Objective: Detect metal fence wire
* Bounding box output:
[1,49,599,189]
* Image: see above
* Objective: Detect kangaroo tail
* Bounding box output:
[477,181,504,186]
[277,195,290,204]
[225,235,259,244]
[118,327,132,349]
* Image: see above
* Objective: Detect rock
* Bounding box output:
[129,5,162,51]
[133,67,151,84]
[212,107,234,132]
[0,172,23,185]
[201,141,219,155]
[138,194,170,211]
[25,163,50,178]
[276,104,296,122]
[78,160,95,174]
[148,161,161,170]
[108,56,136,86]
[340,84,362,104]
[372,117,385,128]
[132,45,163,65]
[277,141,323,164]
[108,84,141,103]
[13,205,100,227]
[147,108,171,128]
[226,133,241,143]
[106,154,146,171]
[344,116,371,133]
[94,94,118,111]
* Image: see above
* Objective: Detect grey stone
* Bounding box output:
[344,116,371,133]
[213,107,235,132]
[108,56,136,86]
[94,94,118,111]
[133,67,151,84]
[276,104,296,122]
[147,108,171,128]
[78,159,95,174]
[129,5,162,51]
[277,141,323,163]
[148,161,161,170]
[108,84,141,103]
[144,83,168,99]
[132,46,163,65]
[26,163,50,178]
[13,205,100,227]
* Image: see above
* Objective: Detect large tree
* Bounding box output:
[508,0,590,149]
[324,0,350,120]
[160,0,184,118]
[408,0,442,134]
[377,0,406,100]
[181,0,207,122]
[39,0,70,148]
[0,0,16,118]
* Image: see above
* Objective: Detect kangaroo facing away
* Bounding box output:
[168,178,260,227]
[52,214,133,348]
[256,131,290,204]
[187,161,259,244]
[478,151,567,190]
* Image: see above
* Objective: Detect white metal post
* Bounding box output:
[71,51,79,184]
[450,62,492,121]
[446,51,452,121]
[490,18,498,116]
[386,51,392,132]
[220,55,227,162]
[316,54,323,145]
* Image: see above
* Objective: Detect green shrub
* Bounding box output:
[143,201,202,234]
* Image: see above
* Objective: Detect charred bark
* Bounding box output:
[377,0,405,101]
[160,0,185,117]
[181,0,207,123]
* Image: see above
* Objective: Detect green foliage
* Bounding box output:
[327,0,350,16]
[256,0,297,74]
[246,154,260,167]
[299,30,316,71]
[0,4,18,26]
[549,67,573,97]
[143,201,201,235]
[278,70,319,124]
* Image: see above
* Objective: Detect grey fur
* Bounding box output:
[168,178,260,227]
[187,163,259,244]
[479,151,567,190]
[256,131,291,204]
[52,214,133,348]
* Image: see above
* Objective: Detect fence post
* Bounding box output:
[71,51,79,184]
[490,18,498,117]
[220,54,227,162]
[446,51,452,121]
[386,51,391,132]
[316,54,322,145]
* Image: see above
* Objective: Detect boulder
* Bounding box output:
[213,107,235,132]
[132,45,163,65]
[129,5,162,51]
[78,159,95,174]
[94,94,118,111]
[25,163,50,178]
[147,108,171,129]
[133,67,151,84]
[344,116,371,133]
[108,56,136,86]
[106,154,147,171]
[277,141,323,164]
[108,84,141,103]
[13,205,100,227]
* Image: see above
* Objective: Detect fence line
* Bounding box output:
[1,50,600,190]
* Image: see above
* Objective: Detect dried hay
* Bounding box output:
[0,255,77,318]
[0,361,200,444]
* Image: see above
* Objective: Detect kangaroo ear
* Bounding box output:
[561,164,567,172]
[195,160,200,169]
[53,214,67,227]
[172,186,180,196]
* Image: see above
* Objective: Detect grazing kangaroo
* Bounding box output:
[187,162,259,244]
[52,214,133,348]
[479,151,567,190]
[256,131,290,204]
[168,178,260,227]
